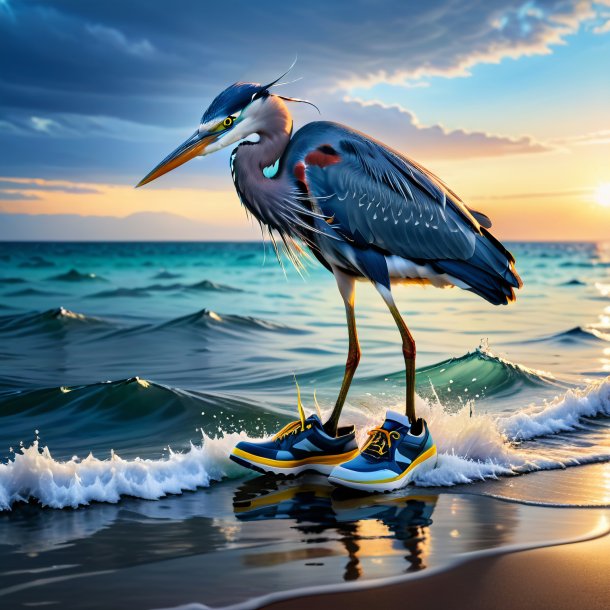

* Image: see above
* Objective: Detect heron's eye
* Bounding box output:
[210,116,236,133]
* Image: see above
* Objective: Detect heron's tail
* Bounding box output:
[433,228,523,306]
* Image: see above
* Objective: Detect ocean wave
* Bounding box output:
[1,376,608,510]
[0,307,108,333]
[528,326,610,345]
[186,279,243,292]
[0,376,279,428]
[0,306,303,341]
[5,287,64,297]
[48,269,107,282]
[158,308,304,333]
[498,376,610,440]
[408,345,564,402]
[0,276,26,284]
[87,287,152,298]
[151,270,183,280]
[409,376,610,486]
[0,433,246,511]
[17,256,55,269]
[88,279,243,298]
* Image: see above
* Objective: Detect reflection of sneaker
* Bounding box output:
[230,412,359,476]
[332,493,437,529]
[233,476,332,521]
[328,411,437,493]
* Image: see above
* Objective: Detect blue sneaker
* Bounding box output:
[328,411,437,492]
[230,404,359,476]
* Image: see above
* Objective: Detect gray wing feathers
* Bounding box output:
[467,208,493,228]
[307,135,478,261]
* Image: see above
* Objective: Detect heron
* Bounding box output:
[137,66,522,489]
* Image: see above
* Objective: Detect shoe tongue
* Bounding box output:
[306,413,322,426]
[383,410,411,431]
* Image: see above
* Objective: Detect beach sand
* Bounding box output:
[262,528,610,610]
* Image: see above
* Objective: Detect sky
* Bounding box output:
[0,0,609,240]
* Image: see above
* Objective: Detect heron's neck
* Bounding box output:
[232,97,297,233]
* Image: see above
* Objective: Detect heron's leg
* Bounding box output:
[376,283,417,423]
[324,269,360,437]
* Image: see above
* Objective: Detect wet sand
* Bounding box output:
[262,528,610,610]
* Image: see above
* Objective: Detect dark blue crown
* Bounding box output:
[201,82,267,124]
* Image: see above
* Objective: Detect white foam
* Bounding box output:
[499,376,610,441]
[1,377,609,509]
[0,432,248,511]
[412,376,610,486]
[341,376,610,487]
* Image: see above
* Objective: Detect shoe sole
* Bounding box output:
[327,445,438,493]
[230,447,360,476]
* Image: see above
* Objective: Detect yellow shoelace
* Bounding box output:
[273,378,314,441]
[274,420,305,441]
[363,428,401,457]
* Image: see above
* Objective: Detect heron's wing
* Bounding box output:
[467,208,492,228]
[304,132,482,261]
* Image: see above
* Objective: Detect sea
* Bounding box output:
[0,240,609,609]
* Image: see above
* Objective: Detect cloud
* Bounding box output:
[30,116,60,133]
[0,177,101,194]
[552,129,610,146]
[469,187,590,201]
[591,0,610,32]
[1,1,605,120]
[0,119,23,134]
[6,113,185,142]
[85,23,155,57]
[593,20,610,32]
[335,1,600,89]
[320,97,549,159]
[0,191,41,201]
[0,1,605,183]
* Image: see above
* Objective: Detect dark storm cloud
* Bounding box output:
[0,0,598,181]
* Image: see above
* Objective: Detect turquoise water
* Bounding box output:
[0,240,609,472]
[0,241,609,609]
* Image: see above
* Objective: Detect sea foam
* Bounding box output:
[1,377,609,510]
[0,433,247,511]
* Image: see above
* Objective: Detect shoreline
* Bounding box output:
[258,526,610,610]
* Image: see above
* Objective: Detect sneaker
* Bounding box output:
[328,411,437,492]
[230,402,359,476]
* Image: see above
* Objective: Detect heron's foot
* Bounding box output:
[328,411,437,493]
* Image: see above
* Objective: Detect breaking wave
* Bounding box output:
[0,433,247,511]
[1,375,608,510]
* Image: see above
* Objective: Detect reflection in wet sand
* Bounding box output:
[0,474,606,610]
[234,474,437,578]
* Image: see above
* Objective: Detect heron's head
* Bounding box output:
[136,64,311,187]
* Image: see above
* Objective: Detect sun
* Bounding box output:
[594,183,610,207]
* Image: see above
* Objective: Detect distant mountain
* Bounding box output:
[0,212,259,241]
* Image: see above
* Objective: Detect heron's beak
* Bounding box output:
[136,130,218,187]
